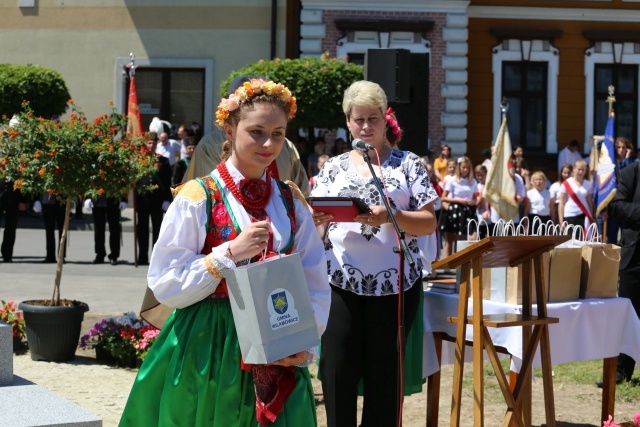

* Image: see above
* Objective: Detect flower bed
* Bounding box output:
[0,300,27,353]
[80,312,159,368]
[604,413,640,426]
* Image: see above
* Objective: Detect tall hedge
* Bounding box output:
[221,55,364,130]
[0,64,70,119]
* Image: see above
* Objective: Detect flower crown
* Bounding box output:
[215,78,297,126]
[386,107,402,141]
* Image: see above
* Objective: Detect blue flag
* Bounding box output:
[594,113,617,216]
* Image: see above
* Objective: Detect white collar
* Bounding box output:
[224,159,267,185]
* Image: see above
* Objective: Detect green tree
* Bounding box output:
[220,54,363,134]
[0,101,157,306]
[0,64,70,119]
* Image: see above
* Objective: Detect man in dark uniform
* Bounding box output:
[608,161,640,383]
[87,196,127,265]
[135,132,172,265]
[0,178,20,263]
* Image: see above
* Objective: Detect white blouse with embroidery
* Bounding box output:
[147,160,331,337]
[310,150,438,296]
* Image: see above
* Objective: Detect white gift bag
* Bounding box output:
[223,252,320,364]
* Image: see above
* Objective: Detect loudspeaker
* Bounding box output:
[388,53,430,156]
[365,49,411,103]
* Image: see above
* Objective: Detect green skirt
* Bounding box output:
[119,299,317,427]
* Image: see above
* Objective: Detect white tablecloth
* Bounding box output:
[422,292,640,376]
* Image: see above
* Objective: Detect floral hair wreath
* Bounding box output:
[386,107,402,141]
[215,78,297,127]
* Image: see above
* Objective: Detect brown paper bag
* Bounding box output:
[580,244,621,299]
[140,287,174,330]
[547,247,583,302]
[505,264,538,305]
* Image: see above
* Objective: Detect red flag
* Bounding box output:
[127,76,143,138]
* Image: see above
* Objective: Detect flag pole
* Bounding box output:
[127,53,139,267]
[604,85,616,242]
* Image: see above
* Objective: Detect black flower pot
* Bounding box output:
[18,300,89,362]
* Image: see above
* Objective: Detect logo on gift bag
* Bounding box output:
[271,291,288,314]
[268,288,300,330]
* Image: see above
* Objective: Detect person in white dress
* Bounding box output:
[527,171,551,227]
[549,163,572,224]
[441,156,478,257]
[558,160,595,229]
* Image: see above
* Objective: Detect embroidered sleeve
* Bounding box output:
[204,242,235,278]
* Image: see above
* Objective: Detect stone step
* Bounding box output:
[0,321,102,426]
[0,376,102,426]
[0,321,12,386]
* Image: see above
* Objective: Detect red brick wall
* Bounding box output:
[320,10,448,155]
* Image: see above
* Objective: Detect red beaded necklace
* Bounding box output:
[217,161,271,211]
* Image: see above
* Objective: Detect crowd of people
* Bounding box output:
[2,73,640,425]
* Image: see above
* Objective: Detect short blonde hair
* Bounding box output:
[531,171,547,182]
[342,80,387,118]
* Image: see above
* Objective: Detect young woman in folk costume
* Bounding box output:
[119,79,331,427]
[558,159,595,230]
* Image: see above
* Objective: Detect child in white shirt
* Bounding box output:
[527,171,551,228]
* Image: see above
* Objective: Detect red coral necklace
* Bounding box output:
[217,161,271,214]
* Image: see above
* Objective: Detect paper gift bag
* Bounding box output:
[547,247,582,302]
[223,252,320,364]
[580,244,621,299]
[454,239,490,299]
[455,238,504,302]
[505,264,538,305]
[486,267,507,303]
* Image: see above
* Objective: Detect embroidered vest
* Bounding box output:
[195,174,297,295]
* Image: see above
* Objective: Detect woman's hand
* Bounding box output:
[312,211,334,226]
[269,351,311,367]
[229,220,272,261]
[355,205,390,227]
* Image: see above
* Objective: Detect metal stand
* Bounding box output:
[362,149,415,426]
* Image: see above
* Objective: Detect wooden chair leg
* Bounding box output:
[426,332,443,427]
[539,325,556,427]
[450,262,471,427]
[602,356,617,424]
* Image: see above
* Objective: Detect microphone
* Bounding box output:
[351,138,375,151]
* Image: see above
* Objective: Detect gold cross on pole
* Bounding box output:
[607,85,616,115]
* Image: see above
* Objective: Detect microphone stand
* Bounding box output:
[362,149,415,427]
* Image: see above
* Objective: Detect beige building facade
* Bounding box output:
[0,0,289,135]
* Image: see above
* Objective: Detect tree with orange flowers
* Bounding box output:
[0,100,157,306]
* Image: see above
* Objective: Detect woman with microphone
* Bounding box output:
[310,80,438,427]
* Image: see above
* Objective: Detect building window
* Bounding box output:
[585,42,640,148]
[115,58,214,136]
[492,39,559,153]
[593,64,638,140]
[502,61,548,152]
[128,68,204,134]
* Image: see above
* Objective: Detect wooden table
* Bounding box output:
[431,235,568,427]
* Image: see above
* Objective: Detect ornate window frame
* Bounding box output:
[492,39,559,153]
[584,41,640,146]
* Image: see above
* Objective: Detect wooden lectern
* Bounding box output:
[430,235,569,427]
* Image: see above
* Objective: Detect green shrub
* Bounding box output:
[221,54,364,130]
[0,64,70,119]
